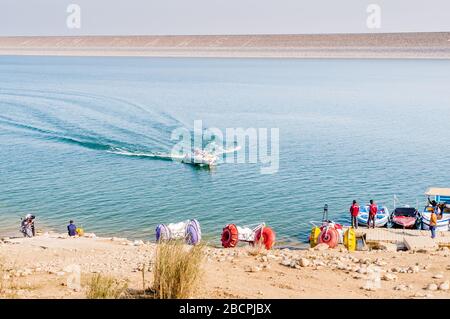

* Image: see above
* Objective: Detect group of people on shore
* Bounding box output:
[20,215,79,238]
[349,197,446,239]
[349,199,378,229]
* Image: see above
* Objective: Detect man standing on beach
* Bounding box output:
[430,209,438,239]
[368,200,377,229]
[349,200,359,229]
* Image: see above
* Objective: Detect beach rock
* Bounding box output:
[382,273,398,281]
[356,267,368,274]
[409,266,420,273]
[432,273,444,279]
[314,243,329,251]
[246,266,262,273]
[133,240,144,246]
[378,242,397,252]
[374,258,387,266]
[299,258,310,267]
[314,260,326,267]
[361,284,378,291]
[280,259,292,267]
[262,264,271,270]
[426,283,438,291]
[336,263,346,270]
[394,284,408,291]
[439,281,449,291]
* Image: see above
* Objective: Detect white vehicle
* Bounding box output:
[421,187,450,231]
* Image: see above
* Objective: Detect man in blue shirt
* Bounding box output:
[67,220,77,237]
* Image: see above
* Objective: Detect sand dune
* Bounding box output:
[1,33,449,58]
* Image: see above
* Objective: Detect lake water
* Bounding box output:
[0,56,449,245]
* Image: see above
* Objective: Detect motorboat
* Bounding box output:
[181,149,218,167]
[357,205,389,227]
[421,187,450,231]
[389,207,421,229]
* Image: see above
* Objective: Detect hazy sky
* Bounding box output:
[1,0,449,36]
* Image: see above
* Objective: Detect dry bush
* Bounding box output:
[86,273,128,299]
[153,241,204,299]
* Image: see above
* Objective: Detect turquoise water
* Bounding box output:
[1,56,449,245]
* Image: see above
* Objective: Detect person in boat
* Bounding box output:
[437,203,446,216]
[67,220,77,237]
[427,197,437,207]
[427,197,444,217]
[349,200,359,229]
[368,200,377,229]
[430,209,437,239]
[427,197,439,212]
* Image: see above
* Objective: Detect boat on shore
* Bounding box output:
[421,187,450,231]
[388,207,421,229]
[357,205,389,227]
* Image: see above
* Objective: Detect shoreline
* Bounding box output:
[1,32,450,59]
[1,231,450,299]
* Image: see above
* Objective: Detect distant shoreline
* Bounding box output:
[1,32,449,59]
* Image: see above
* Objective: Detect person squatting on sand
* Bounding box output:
[350,200,359,229]
[67,220,77,237]
[368,200,377,229]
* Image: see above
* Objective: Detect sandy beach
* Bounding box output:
[1,33,450,59]
[1,232,450,299]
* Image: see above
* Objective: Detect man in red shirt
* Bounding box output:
[368,199,377,229]
[349,200,359,229]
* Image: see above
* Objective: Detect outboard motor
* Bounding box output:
[155,219,201,245]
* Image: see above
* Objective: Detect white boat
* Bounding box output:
[421,187,450,231]
[181,149,218,167]
[357,205,389,227]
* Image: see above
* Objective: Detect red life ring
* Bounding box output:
[255,227,276,250]
[318,228,339,248]
[221,224,239,248]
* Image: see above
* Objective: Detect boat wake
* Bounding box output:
[107,144,242,163]
[0,88,240,167]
